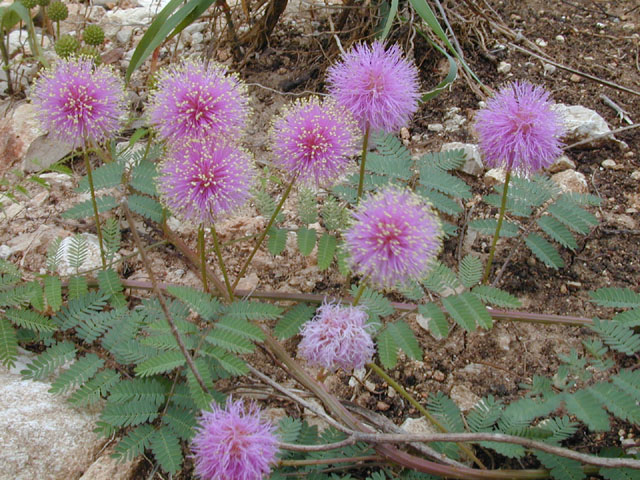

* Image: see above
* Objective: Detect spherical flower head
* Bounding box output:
[326,41,420,133]
[271,97,359,187]
[192,398,279,480]
[31,57,126,147]
[298,301,374,371]
[147,60,249,144]
[345,187,442,288]
[157,137,255,224]
[474,81,565,176]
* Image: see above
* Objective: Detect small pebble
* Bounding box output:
[570,73,582,82]
[560,284,568,294]
[376,401,390,411]
[497,61,511,73]
[535,38,548,47]
[601,159,617,169]
[631,170,640,180]
[555,34,565,43]
[433,370,445,382]
[543,64,556,75]
[428,123,444,133]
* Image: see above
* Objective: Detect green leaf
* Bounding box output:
[537,216,578,251]
[378,0,397,40]
[442,292,492,331]
[68,276,88,300]
[349,285,394,320]
[164,405,197,441]
[589,382,640,424]
[101,399,160,427]
[296,227,317,256]
[600,468,640,480]
[62,195,118,219]
[459,254,482,288]
[49,353,104,395]
[535,451,585,480]
[427,391,465,432]
[135,351,186,377]
[468,219,520,237]
[68,369,120,407]
[418,149,466,172]
[127,194,163,223]
[471,285,521,308]
[97,268,124,298]
[112,424,155,462]
[201,345,248,376]
[130,157,159,196]
[44,274,62,311]
[376,327,398,368]
[563,389,610,432]
[274,303,316,339]
[525,233,564,269]
[166,285,220,321]
[4,308,56,332]
[418,303,449,339]
[206,328,254,354]
[267,227,287,256]
[76,162,124,192]
[67,234,88,273]
[614,308,640,327]
[150,429,183,475]
[185,357,216,409]
[54,291,108,330]
[548,198,597,234]
[589,318,640,356]
[386,320,421,360]
[589,288,640,308]
[467,396,503,432]
[108,377,169,405]
[297,188,317,224]
[20,341,76,380]
[0,317,17,368]
[422,262,462,296]
[611,370,640,399]
[417,187,462,215]
[419,166,472,199]
[222,300,282,321]
[317,233,336,271]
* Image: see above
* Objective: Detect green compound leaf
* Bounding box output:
[68,369,120,407]
[166,285,221,321]
[589,287,640,308]
[76,162,124,192]
[135,351,186,377]
[386,320,421,360]
[267,227,287,256]
[0,318,17,368]
[427,391,465,432]
[419,166,472,199]
[534,451,585,480]
[376,327,398,369]
[296,227,317,256]
[458,254,482,288]
[275,303,316,340]
[101,398,160,428]
[563,389,610,432]
[127,194,163,223]
[468,218,520,237]
[222,300,282,322]
[471,285,521,308]
[548,197,598,234]
[108,377,170,405]
[111,424,155,462]
[67,275,88,300]
[589,318,640,356]
[600,468,640,480]
[417,187,462,215]
[150,428,183,475]
[418,302,449,339]
[442,292,492,331]
[20,341,76,380]
[525,233,564,269]
[163,405,197,441]
[297,188,317,225]
[317,233,336,271]
[537,215,578,251]
[44,274,62,312]
[49,353,104,395]
[467,395,503,432]
[62,195,118,219]
[4,308,56,332]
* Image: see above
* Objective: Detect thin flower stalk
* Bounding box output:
[482,169,511,284]
[83,146,106,269]
[356,124,370,202]
[198,226,209,293]
[210,223,234,300]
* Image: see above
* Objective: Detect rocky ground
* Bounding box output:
[0,0,638,478]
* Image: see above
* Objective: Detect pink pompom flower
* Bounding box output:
[157,137,255,224]
[474,81,565,176]
[298,301,374,371]
[271,96,359,187]
[326,41,420,133]
[147,60,249,144]
[191,398,279,480]
[345,187,442,288]
[31,56,126,147]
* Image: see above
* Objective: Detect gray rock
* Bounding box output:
[57,233,114,277]
[115,26,134,45]
[78,446,142,480]
[548,155,576,173]
[441,142,483,176]
[22,133,74,173]
[555,104,624,148]
[0,363,105,480]
[551,169,588,194]
[0,103,41,172]
[484,167,507,186]
[450,385,480,413]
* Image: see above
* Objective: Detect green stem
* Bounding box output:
[367,362,486,469]
[356,125,371,203]
[56,20,59,41]
[83,146,106,269]
[482,169,511,284]
[210,223,234,301]
[231,174,297,292]
[198,226,209,293]
[351,281,368,306]
[0,30,12,95]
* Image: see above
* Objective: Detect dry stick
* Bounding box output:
[118,278,595,327]
[433,0,465,60]
[564,123,640,150]
[123,203,211,395]
[509,43,640,97]
[279,431,640,470]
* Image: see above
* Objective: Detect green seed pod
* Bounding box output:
[78,45,102,65]
[54,35,79,58]
[47,1,68,21]
[36,0,50,7]
[83,24,105,46]
[20,0,38,9]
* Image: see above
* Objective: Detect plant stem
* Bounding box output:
[123,203,211,395]
[482,169,511,284]
[0,30,12,95]
[210,223,234,301]
[367,362,486,469]
[83,146,106,269]
[231,174,297,292]
[356,124,371,203]
[351,281,368,306]
[198,226,209,293]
